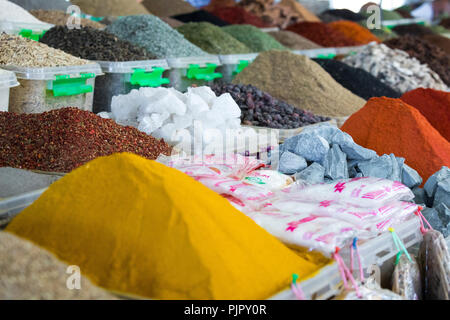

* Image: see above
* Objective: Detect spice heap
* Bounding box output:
[208,6,268,27]
[423,34,450,55]
[276,123,423,191]
[40,26,156,61]
[328,21,380,44]
[0,0,49,24]
[233,50,366,117]
[0,167,61,198]
[176,22,251,54]
[222,25,286,52]
[268,30,322,50]
[210,83,330,129]
[9,0,72,11]
[401,88,450,141]
[313,58,401,100]
[171,10,229,26]
[391,24,434,37]
[319,9,365,23]
[6,153,320,299]
[238,0,320,28]
[384,35,450,87]
[286,22,359,47]
[341,97,450,182]
[0,33,89,67]
[106,15,207,58]
[141,0,195,17]
[102,86,255,154]
[343,43,448,93]
[440,17,450,29]
[71,0,149,16]
[30,10,105,29]
[0,108,173,172]
[160,17,184,28]
[0,232,117,300]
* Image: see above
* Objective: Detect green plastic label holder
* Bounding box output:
[317,53,336,59]
[233,60,250,75]
[49,73,95,97]
[19,29,46,41]
[187,63,222,81]
[130,67,170,87]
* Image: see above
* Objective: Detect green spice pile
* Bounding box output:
[106,15,207,58]
[0,232,117,300]
[233,50,366,117]
[0,108,173,173]
[40,26,156,62]
[222,25,287,52]
[176,22,251,54]
[0,34,88,67]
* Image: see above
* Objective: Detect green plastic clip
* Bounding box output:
[50,73,95,97]
[187,63,222,81]
[317,53,336,59]
[130,67,170,87]
[233,60,250,75]
[19,29,46,41]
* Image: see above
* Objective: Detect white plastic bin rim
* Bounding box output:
[1,63,103,80]
[293,48,337,58]
[260,27,280,32]
[0,69,19,88]
[219,53,259,64]
[167,55,222,68]
[0,20,53,32]
[96,59,170,73]
[335,44,370,55]
[382,18,428,26]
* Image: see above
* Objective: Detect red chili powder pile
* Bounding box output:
[209,6,269,27]
[286,22,359,47]
[328,20,380,45]
[341,97,450,182]
[401,88,450,142]
[0,107,173,172]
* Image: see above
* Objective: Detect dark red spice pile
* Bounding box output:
[209,6,269,28]
[0,108,173,173]
[286,22,359,47]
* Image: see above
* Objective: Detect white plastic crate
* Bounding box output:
[0,68,19,111]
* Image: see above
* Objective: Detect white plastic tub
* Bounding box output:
[293,48,337,59]
[0,20,53,41]
[167,56,223,92]
[0,68,19,112]
[93,59,170,113]
[218,53,259,83]
[3,64,102,113]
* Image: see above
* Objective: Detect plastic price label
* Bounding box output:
[130,67,170,87]
[19,29,46,41]
[233,60,250,75]
[49,73,95,97]
[187,63,223,81]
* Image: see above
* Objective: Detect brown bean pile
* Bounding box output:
[0,108,173,173]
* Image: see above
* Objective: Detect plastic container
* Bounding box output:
[0,21,53,41]
[0,69,19,111]
[293,48,337,59]
[0,188,45,228]
[382,18,428,29]
[3,63,102,113]
[93,59,170,113]
[167,56,223,92]
[218,53,259,83]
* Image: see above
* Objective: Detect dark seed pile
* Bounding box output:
[313,58,402,100]
[319,9,365,22]
[391,24,434,37]
[0,108,173,172]
[384,35,450,87]
[210,83,330,129]
[171,9,229,26]
[40,26,156,61]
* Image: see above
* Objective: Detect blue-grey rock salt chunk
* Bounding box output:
[401,163,422,189]
[323,144,348,180]
[412,187,426,206]
[422,207,445,234]
[435,203,450,226]
[348,165,358,178]
[293,133,330,163]
[388,154,402,182]
[396,157,405,178]
[280,136,298,154]
[294,162,325,184]
[299,123,340,142]
[434,179,450,209]
[424,166,450,201]
[279,151,307,175]
[330,131,377,161]
[355,173,363,178]
[357,154,393,179]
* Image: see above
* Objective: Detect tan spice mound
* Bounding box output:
[268,30,322,50]
[141,0,195,17]
[0,34,89,67]
[30,10,105,29]
[0,232,117,300]
[233,50,366,117]
[71,0,150,17]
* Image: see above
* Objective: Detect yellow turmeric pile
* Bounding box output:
[7,153,322,300]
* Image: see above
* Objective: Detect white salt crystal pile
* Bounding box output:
[100,86,258,155]
[0,0,51,25]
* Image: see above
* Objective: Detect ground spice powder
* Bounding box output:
[401,88,450,142]
[286,22,359,47]
[341,97,450,182]
[6,153,321,300]
[209,6,268,27]
[328,21,381,45]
